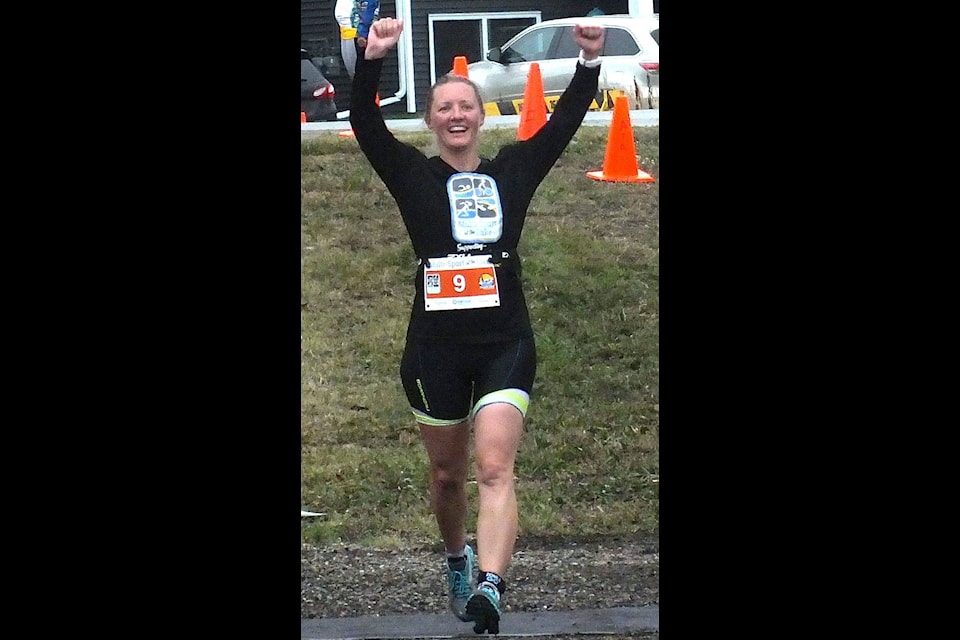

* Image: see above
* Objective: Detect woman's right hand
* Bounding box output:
[364,17,403,59]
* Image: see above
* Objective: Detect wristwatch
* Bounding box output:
[578,52,602,68]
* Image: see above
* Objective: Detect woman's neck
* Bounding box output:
[440,148,480,173]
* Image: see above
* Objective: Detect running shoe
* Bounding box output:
[447,544,476,621]
[465,581,502,634]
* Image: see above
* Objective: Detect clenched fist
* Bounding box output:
[365,17,404,60]
[573,25,605,60]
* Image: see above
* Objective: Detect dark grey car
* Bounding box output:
[301,49,338,122]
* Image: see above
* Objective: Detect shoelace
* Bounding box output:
[451,570,473,598]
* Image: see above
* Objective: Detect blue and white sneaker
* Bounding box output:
[446,544,476,621]
[466,581,502,634]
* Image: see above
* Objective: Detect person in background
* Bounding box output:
[347,15,605,636]
[334,0,380,78]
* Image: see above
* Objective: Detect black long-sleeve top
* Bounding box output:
[350,55,600,344]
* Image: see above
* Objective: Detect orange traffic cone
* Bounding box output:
[301,111,307,123]
[586,96,655,183]
[452,56,469,78]
[517,62,547,141]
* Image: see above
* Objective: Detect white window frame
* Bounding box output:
[427,11,541,87]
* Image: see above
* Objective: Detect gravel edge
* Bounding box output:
[301,534,659,620]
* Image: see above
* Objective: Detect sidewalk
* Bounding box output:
[301,605,659,639]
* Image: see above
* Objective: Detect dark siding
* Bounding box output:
[302,1,629,115]
[301,1,400,116]
[541,1,630,20]
[301,1,346,108]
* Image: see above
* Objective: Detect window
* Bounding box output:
[554,28,582,59]
[548,26,641,60]
[603,28,642,56]
[428,12,540,85]
[506,26,559,62]
[433,19,483,73]
[489,18,536,52]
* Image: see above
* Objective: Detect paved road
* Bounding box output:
[301,605,659,639]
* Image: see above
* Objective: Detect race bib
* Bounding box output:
[424,255,500,311]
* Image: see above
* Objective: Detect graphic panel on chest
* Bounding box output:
[448,173,503,243]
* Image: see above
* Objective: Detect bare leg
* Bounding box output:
[419,421,471,554]
[472,403,524,577]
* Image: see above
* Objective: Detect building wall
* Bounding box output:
[301,1,401,116]
[301,1,641,115]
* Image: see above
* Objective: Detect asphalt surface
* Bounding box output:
[301,605,659,639]
[300,108,659,138]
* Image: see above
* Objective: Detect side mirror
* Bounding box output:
[486,46,502,63]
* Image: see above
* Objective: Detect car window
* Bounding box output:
[650,28,659,45]
[603,28,641,56]
[554,27,582,59]
[504,26,560,62]
[301,59,322,83]
[552,25,643,60]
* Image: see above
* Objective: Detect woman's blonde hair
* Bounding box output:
[425,74,484,116]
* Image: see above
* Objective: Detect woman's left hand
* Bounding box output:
[573,25,605,59]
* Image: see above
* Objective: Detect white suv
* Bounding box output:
[466,14,659,115]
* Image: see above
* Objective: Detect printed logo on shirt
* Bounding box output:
[447,173,502,243]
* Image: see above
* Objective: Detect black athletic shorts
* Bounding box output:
[399,336,537,425]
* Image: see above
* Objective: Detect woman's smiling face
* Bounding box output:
[425,79,485,152]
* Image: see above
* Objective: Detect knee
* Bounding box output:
[475,456,513,487]
[431,461,467,490]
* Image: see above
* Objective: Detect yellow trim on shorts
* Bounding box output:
[471,389,530,420]
[411,408,467,426]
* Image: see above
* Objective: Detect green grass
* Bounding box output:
[301,125,658,547]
